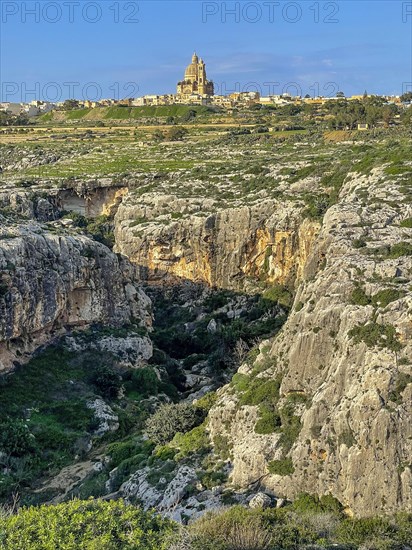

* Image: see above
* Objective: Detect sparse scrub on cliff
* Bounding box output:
[170,424,210,459]
[262,285,293,308]
[64,211,115,248]
[388,372,412,404]
[366,241,412,260]
[350,286,404,308]
[303,193,332,221]
[349,322,402,351]
[268,458,295,476]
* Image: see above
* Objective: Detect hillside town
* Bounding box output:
[1,53,411,121]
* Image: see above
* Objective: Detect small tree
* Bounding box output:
[89,365,122,400]
[166,127,188,141]
[145,403,204,445]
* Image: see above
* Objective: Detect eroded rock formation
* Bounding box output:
[114,193,319,290]
[207,169,412,516]
[0,221,151,372]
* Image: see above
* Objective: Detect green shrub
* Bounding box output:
[400,218,412,228]
[171,424,210,458]
[0,419,37,458]
[107,440,137,466]
[199,469,228,489]
[255,405,282,435]
[338,430,356,448]
[384,242,412,259]
[145,403,205,445]
[350,286,370,306]
[231,373,251,393]
[262,285,293,308]
[351,286,403,308]
[240,377,281,407]
[154,445,177,461]
[194,392,218,413]
[128,367,160,397]
[353,238,366,248]
[213,434,232,460]
[336,516,398,547]
[371,289,404,308]
[268,458,295,476]
[292,493,344,515]
[188,506,275,550]
[278,403,302,453]
[349,322,402,351]
[89,364,122,400]
[0,499,175,549]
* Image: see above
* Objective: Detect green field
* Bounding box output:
[39,105,213,122]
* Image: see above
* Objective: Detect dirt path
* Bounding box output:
[33,453,105,504]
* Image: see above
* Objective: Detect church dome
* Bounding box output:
[178,53,214,97]
[184,52,199,79]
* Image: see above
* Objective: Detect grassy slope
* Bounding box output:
[39,105,212,122]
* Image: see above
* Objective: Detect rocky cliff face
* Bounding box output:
[207,167,412,516]
[0,219,151,373]
[114,193,319,291]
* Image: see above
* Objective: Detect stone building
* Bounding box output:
[177,53,214,97]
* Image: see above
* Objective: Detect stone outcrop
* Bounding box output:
[114,193,319,290]
[207,168,412,517]
[0,178,129,222]
[0,221,151,373]
[87,399,120,436]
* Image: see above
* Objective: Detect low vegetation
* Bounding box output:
[1,495,411,549]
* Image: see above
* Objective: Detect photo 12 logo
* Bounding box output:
[214,81,341,98]
[202,1,340,24]
[1,1,140,24]
[1,81,140,102]
[402,1,412,21]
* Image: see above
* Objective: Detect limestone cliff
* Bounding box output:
[0,220,151,373]
[207,168,412,516]
[114,193,319,291]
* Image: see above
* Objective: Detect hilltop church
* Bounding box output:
[177,53,214,98]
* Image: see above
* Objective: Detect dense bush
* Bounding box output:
[176,502,412,550]
[170,424,210,458]
[0,499,175,549]
[291,493,344,515]
[89,364,122,399]
[127,366,160,397]
[145,403,205,445]
[0,419,37,458]
[1,497,411,550]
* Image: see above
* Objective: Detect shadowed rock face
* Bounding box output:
[114,194,320,291]
[0,222,151,373]
[207,168,412,517]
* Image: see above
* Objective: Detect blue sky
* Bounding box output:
[1,0,411,101]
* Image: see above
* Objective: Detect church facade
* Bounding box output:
[177,53,214,97]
